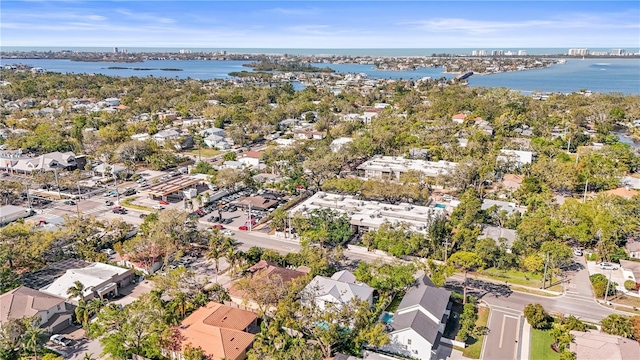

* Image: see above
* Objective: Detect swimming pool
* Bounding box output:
[435,203,446,209]
[381,312,394,323]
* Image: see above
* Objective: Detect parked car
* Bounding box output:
[573,248,583,256]
[63,200,76,205]
[139,213,148,219]
[159,200,169,205]
[211,224,224,230]
[222,218,233,225]
[152,205,165,210]
[223,230,234,236]
[599,262,618,270]
[238,225,248,231]
[227,206,238,212]
[208,216,221,223]
[112,206,127,214]
[50,334,72,347]
[105,200,114,206]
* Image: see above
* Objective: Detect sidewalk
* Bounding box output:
[449,273,562,297]
[520,319,532,360]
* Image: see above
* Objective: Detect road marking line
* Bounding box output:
[499,315,506,348]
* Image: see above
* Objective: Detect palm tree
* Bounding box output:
[22,320,45,360]
[86,298,108,317]
[67,280,86,301]
[75,300,89,329]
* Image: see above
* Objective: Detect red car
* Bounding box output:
[211,224,224,230]
[159,200,169,205]
[247,220,257,226]
[238,225,248,231]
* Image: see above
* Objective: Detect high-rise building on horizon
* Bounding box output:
[568,48,589,56]
[610,49,626,56]
[518,50,527,56]
[491,50,504,56]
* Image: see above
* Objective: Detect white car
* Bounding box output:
[223,230,234,236]
[152,205,165,210]
[599,262,618,270]
[50,334,72,347]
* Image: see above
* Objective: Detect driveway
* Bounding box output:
[586,259,626,291]
[60,326,105,360]
[482,305,523,360]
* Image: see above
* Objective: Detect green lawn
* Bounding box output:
[186,148,223,158]
[462,307,490,359]
[120,196,152,211]
[530,329,560,360]
[480,268,562,292]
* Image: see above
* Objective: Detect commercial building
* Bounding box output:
[357,155,457,180]
[0,205,33,226]
[40,262,134,304]
[289,192,447,235]
[568,48,590,56]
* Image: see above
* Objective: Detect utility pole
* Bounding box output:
[542,253,550,289]
[248,202,252,232]
[442,240,451,263]
[75,182,82,219]
[604,269,613,304]
[53,168,61,200]
[583,180,589,203]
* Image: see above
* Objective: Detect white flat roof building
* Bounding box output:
[40,262,134,303]
[289,192,447,235]
[497,149,534,167]
[357,155,457,180]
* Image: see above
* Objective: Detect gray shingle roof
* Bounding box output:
[397,275,451,320]
[390,310,441,347]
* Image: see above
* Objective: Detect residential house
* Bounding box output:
[203,134,229,149]
[451,113,467,124]
[303,270,374,310]
[501,174,524,192]
[0,286,73,333]
[229,260,309,309]
[330,137,353,152]
[480,226,517,251]
[604,186,638,199]
[199,127,225,138]
[621,176,640,190]
[162,302,258,360]
[481,199,526,216]
[293,129,326,141]
[130,133,151,141]
[92,163,127,177]
[152,129,182,145]
[363,108,382,124]
[104,98,120,107]
[624,240,640,259]
[382,275,452,360]
[40,262,134,304]
[238,151,262,168]
[619,260,640,290]
[570,330,640,360]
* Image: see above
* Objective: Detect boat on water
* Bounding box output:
[455,71,474,81]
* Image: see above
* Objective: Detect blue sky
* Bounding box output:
[1,1,639,48]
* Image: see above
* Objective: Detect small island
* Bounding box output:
[106,66,182,71]
[242,60,334,73]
